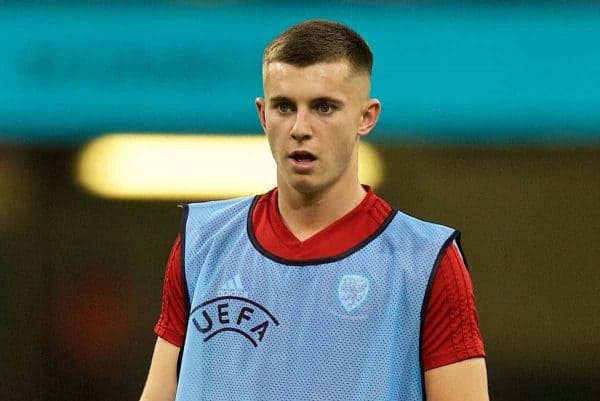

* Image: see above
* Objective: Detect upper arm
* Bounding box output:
[424,357,489,401]
[142,235,186,401]
[422,242,485,370]
[154,235,187,347]
[140,337,181,401]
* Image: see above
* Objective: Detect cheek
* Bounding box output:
[323,136,353,167]
[266,132,284,160]
[265,132,277,148]
[334,134,360,167]
[332,123,360,152]
[265,113,292,135]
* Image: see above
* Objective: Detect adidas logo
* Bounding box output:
[217,274,248,298]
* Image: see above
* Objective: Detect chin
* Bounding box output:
[287,177,322,195]
[292,183,319,195]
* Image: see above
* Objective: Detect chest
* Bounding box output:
[186,234,431,350]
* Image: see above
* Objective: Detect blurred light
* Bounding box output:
[76,134,383,200]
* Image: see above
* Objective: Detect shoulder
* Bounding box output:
[386,209,457,248]
[183,196,256,246]
[184,196,255,227]
[186,196,256,216]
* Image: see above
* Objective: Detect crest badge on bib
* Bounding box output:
[338,274,370,312]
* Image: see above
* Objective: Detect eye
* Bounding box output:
[277,102,292,113]
[317,102,334,114]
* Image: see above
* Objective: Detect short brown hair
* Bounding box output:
[263,19,373,76]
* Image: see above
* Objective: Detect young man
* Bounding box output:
[141,20,488,401]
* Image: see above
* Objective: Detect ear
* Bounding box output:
[256,97,267,132]
[357,99,381,137]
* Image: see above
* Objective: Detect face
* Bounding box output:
[256,60,380,197]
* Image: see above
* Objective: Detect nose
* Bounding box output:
[290,109,312,141]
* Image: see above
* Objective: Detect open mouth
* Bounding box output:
[289,151,317,163]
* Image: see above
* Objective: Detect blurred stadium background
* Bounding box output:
[1,1,598,400]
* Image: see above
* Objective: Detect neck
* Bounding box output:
[277,180,367,241]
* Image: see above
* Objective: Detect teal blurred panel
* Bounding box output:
[1,2,599,144]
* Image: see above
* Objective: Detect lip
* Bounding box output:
[288,150,317,171]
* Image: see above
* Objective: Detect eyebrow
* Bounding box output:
[268,96,344,106]
[268,96,293,104]
[311,97,344,106]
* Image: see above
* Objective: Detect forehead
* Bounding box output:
[263,61,368,100]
